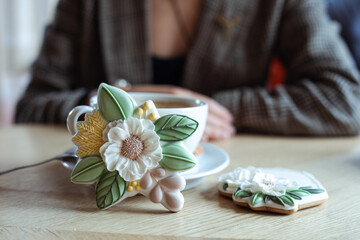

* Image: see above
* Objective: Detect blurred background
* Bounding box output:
[0,0,358,127]
[0,0,58,126]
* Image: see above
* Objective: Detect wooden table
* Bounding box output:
[1,125,359,239]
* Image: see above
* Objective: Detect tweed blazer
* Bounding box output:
[16,0,360,136]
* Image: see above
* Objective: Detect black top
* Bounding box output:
[152,56,186,86]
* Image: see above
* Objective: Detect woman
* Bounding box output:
[16,0,360,140]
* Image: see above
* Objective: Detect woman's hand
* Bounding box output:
[128,85,236,141]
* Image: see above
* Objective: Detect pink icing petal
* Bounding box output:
[164,191,184,210]
[149,184,163,203]
[150,168,166,178]
[140,171,153,189]
[159,175,186,191]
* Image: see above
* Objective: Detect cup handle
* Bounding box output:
[67,105,94,136]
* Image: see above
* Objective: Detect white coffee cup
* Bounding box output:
[67,92,208,153]
[129,93,208,152]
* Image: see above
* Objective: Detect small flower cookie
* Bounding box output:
[218,167,328,214]
[69,83,199,212]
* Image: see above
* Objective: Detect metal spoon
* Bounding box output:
[0,146,78,176]
[59,146,78,170]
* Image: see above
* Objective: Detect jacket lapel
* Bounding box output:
[183,0,253,94]
[98,0,151,85]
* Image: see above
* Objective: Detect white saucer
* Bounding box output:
[62,143,230,190]
[182,143,230,190]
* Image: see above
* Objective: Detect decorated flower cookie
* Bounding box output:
[69,83,199,212]
[218,167,328,214]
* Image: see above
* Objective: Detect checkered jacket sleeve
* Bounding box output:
[15,0,96,123]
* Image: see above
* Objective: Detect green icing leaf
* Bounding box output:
[250,192,263,206]
[159,143,196,171]
[97,83,135,122]
[71,155,106,183]
[270,196,286,207]
[223,183,229,191]
[299,187,325,194]
[154,114,198,142]
[96,171,126,209]
[264,195,271,203]
[253,186,324,208]
[287,189,311,197]
[286,192,302,200]
[306,189,325,194]
[233,189,252,199]
[268,195,295,207]
[279,195,295,207]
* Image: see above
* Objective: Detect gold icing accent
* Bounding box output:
[127,185,134,192]
[143,101,151,119]
[135,100,159,121]
[135,107,144,118]
[143,101,151,111]
[128,181,142,192]
[148,112,159,122]
[72,110,107,158]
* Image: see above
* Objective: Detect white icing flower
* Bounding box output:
[100,117,162,181]
[240,172,296,196]
[218,167,298,196]
[218,167,260,190]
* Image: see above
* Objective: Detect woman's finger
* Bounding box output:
[206,114,235,133]
[202,121,235,141]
